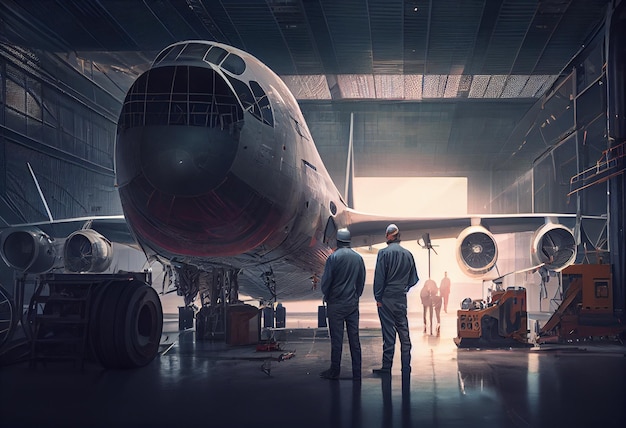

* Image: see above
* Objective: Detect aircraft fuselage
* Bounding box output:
[115,41,344,294]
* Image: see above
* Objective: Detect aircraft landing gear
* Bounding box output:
[195,267,240,341]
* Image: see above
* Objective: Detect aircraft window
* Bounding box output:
[292,118,309,140]
[120,65,244,131]
[172,66,188,94]
[221,54,246,75]
[120,100,144,128]
[143,67,174,126]
[129,72,148,97]
[329,201,337,216]
[249,101,262,119]
[177,43,211,61]
[249,81,274,126]
[189,98,211,126]
[146,67,175,94]
[259,101,273,126]
[144,94,170,126]
[249,81,265,98]
[226,76,265,123]
[159,44,186,64]
[154,46,176,64]
[170,101,187,125]
[226,77,254,109]
[205,46,228,66]
[188,67,213,93]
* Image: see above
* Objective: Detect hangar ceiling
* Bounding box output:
[0,0,611,178]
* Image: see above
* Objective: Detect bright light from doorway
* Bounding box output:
[353,177,467,216]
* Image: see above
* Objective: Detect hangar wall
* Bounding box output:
[300,100,534,214]
[490,27,608,218]
[607,0,626,319]
[0,44,122,222]
[490,4,624,317]
[0,44,123,288]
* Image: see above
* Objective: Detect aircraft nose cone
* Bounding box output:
[138,125,239,196]
[115,64,244,197]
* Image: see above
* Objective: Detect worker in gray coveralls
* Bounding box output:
[373,224,419,375]
[319,227,366,380]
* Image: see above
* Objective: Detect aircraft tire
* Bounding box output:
[0,284,15,350]
[91,280,163,369]
[90,281,124,367]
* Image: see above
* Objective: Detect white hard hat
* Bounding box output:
[386,224,399,236]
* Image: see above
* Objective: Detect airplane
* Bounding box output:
[0,40,589,368]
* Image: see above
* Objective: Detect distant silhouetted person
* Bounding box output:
[320,228,366,380]
[432,291,442,336]
[373,224,419,375]
[440,271,451,313]
[420,278,438,334]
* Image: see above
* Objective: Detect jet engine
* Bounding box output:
[456,226,498,277]
[63,229,113,273]
[531,223,576,271]
[0,227,61,273]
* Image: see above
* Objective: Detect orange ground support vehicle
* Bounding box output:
[454,287,531,348]
[538,263,626,343]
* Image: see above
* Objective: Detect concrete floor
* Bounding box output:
[1,301,625,428]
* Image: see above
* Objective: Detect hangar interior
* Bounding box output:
[0,1,625,427]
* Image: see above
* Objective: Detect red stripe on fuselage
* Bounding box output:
[119,172,281,257]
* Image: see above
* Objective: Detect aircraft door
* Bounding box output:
[324,217,337,246]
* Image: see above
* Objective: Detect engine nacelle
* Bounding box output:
[0,227,60,273]
[64,229,113,273]
[456,225,498,277]
[531,223,576,271]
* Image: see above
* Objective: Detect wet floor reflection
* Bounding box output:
[1,311,625,428]
[328,379,364,428]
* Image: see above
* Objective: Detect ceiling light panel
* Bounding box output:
[374,75,404,99]
[280,75,331,99]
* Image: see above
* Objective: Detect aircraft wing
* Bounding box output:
[343,209,600,277]
[345,209,578,246]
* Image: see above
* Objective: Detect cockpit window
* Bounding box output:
[119,46,275,131]
[249,81,274,126]
[226,76,261,119]
[205,46,228,66]
[177,43,211,62]
[154,43,246,80]
[118,65,244,130]
[222,77,273,127]
[221,54,246,75]
[249,81,265,98]
[154,45,176,64]
[156,44,185,64]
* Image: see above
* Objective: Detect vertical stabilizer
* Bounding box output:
[344,112,355,208]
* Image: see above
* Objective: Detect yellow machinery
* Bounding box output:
[538,263,626,343]
[454,287,531,348]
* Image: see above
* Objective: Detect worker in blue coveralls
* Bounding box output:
[319,227,366,380]
[372,224,419,375]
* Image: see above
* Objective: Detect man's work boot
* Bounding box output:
[319,368,339,380]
